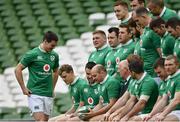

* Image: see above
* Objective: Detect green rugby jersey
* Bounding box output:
[20,46,59,97]
[134,38,141,56]
[140,27,161,77]
[159,7,178,22]
[88,45,110,66]
[80,82,99,108]
[165,70,180,110]
[120,12,132,25]
[161,32,175,58]
[98,75,121,105]
[158,79,168,96]
[69,77,87,110]
[134,72,158,114]
[105,44,121,76]
[174,37,180,63]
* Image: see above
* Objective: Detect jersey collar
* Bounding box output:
[100,75,109,84]
[97,44,108,51]
[159,7,166,17]
[71,76,79,85]
[111,43,121,50]
[170,69,180,79]
[121,39,133,46]
[137,72,147,84]
[39,45,47,53]
[121,12,132,24]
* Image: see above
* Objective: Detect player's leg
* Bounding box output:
[163,110,180,121]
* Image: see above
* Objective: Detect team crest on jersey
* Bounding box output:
[73,88,77,93]
[107,61,111,67]
[37,56,43,60]
[116,57,120,64]
[123,49,127,53]
[94,89,98,94]
[50,55,55,61]
[99,53,103,57]
[88,97,94,105]
[43,64,50,72]
[84,88,88,93]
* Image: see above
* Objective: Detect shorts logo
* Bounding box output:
[50,55,55,61]
[43,64,50,72]
[88,97,94,105]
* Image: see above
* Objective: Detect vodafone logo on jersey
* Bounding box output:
[88,97,94,105]
[43,64,50,72]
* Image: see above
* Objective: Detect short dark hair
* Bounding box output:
[59,64,74,76]
[153,58,165,69]
[95,64,107,73]
[166,17,180,29]
[43,31,58,42]
[130,0,145,4]
[114,0,128,9]
[150,17,165,29]
[85,62,96,70]
[108,27,119,37]
[135,7,149,16]
[119,24,131,33]
[128,59,144,73]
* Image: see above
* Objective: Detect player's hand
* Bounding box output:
[121,115,129,121]
[22,87,32,97]
[155,114,165,122]
[103,112,110,121]
[143,114,152,121]
[109,112,118,121]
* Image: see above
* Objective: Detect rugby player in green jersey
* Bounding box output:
[150,18,175,58]
[154,55,180,121]
[105,27,120,76]
[103,59,136,121]
[67,62,99,121]
[49,64,86,122]
[15,31,59,121]
[147,0,178,21]
[166,17,180,63]
[133,7,162,77]
[113,57,158,121]
[113,1,132,25]
[80,64,121,121]
[88,30,110,66]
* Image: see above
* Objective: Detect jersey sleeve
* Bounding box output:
[175,79,180,92]
[107,79,120,99]
[151,30,161,49]
[53,53,59,70]
[20,51,34,67]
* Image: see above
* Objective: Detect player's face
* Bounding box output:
[164,59,178,76]
[167,26,179,38]
[44,40,57,52]
[85,68,94,84]
[153,26,164,37]
[130,0,143,10]
[119,27,131,44]
[154,66,167,81]
[147,2,160,16]
[61,71,73,85]
[91,69,102,83]
[134,15,146,28]
[108,32,119,47]
[114,5,126,20]
[92,34,106,49]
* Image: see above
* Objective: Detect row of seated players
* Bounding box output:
[49,54,180,122]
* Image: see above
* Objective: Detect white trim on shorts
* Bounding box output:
[168,110,180,121]
[28,94,53,116]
